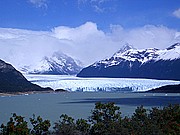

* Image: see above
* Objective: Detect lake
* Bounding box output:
[0,92,180,125]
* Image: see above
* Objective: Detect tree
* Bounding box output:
[149,104,180,134]
[30,114,51,135]
[0,113,29,135]
[130,105,163,135]
[89,102,122,135]
[76,119,90,135]
[53,114,79,135]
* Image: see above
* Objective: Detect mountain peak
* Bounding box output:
[20,52,82,75]
[120,43,134,52]
[113,43,134,56]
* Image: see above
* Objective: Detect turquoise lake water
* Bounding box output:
[0,92,180,125]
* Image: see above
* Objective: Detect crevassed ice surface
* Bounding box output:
[25,75,180,92]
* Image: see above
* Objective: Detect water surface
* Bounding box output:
[0,92,180,125]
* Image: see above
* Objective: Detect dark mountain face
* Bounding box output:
[147,84,180,93]
[77,43,180,81]
[0,59,52,92]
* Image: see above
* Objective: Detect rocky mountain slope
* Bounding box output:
[77,43,180,81]
[147,84,180,93]
[0,59,52,93]
[21,52,82,75]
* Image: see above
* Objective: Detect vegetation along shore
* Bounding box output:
[0,102,179,135]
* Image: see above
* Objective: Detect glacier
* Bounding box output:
[24,74,180,92]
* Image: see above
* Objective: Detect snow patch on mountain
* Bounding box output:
[157,43,180,61]
[92,43,180,68]
[20,52,82,75]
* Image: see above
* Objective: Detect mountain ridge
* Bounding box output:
[147,84,180,93]
[0,59,53,93]
[77,43,180,81]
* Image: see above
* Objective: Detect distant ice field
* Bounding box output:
[24,75,180,92]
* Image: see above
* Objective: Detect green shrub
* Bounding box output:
[30,114,51,135]
[89,102,122,135]
[53,114,79,135]
[0,113,29,135]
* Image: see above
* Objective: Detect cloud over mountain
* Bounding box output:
[0,22,179,69]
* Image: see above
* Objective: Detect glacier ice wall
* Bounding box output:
[25,75,180,92]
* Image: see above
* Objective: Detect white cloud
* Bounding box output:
[91,0,111,4]
[0,22,179,69]
[28,0,48,8]
[93,5,104,13]
[173,8,180,18]
[51,22,116,65]
[78,0,116,13]
[109,25,178,49]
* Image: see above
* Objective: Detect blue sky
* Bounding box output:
[0,0,179,31]
[0,0,180,67]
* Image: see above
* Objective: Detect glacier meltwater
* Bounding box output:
[24,75,180,92]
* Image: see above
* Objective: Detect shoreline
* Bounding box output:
[1,89,180,97]
[0,90,68,97]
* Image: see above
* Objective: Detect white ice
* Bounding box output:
[24,74,180,92]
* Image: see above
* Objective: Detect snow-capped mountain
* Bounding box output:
[21,52,82,75]
[77,43,180,80]
[92,43,180,67]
